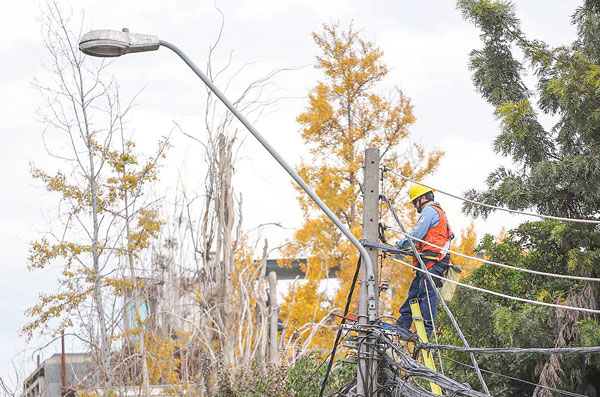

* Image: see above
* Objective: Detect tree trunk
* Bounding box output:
[124,189,151,396]
[268,271,279,366]
[84,123,111,388]
[218,133,236,370]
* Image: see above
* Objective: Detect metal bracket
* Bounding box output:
[360,239,414,256]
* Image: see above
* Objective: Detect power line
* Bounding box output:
[384,168,600,225]
[385,226,600,283]
[388,256,600,315]
[426,343,600,356]
[373,330,489,396]
[441,355,587,397]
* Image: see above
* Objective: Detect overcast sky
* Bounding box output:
[0,0,580,389]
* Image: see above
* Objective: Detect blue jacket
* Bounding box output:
[396,201,441,249]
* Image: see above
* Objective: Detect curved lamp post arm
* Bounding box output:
[78,28,377,321]
[157,40,376,320]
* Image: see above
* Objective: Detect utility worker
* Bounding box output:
[394,183,453,338]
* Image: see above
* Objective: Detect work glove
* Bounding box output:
[395,239,407,249]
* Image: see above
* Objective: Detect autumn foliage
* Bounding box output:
[279,23,444,348]
[22,10,489,396]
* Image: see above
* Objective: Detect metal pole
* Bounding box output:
[358,148,380,396]
[158,40,377,321]
[61,329,66,396]
[268,271,279,365]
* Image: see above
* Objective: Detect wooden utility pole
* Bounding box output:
[358,148,380,396]
[268,271,279,365]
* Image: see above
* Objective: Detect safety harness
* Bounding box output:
[413,203,454,269]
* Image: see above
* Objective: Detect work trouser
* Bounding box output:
[396,255,449,338]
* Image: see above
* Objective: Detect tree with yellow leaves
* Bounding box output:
[24,3,168,392]
[280,22,443,349]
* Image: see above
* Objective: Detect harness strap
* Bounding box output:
[415,203,454,264]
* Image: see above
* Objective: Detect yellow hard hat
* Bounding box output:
[408,183,434,202]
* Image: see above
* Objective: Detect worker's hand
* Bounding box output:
[395,238,407,249]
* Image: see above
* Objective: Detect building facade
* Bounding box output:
[21,353,91,397]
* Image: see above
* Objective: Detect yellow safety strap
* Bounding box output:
[391,246,438,262]
[410,299,442,395]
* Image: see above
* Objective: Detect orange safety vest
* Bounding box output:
[413,203,454,269]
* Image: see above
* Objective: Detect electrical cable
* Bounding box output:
[363,335,379,396]
[441,354,587,397]
[386,226,600,283]
[373,330,489,396]
[424,343,600,355]
[388,256,600,315]
[325,377,356,397]
[318,257,362,397]
[380,194,491,395]
[383,168,600,225]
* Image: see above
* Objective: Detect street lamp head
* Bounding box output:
[79,29,160,57]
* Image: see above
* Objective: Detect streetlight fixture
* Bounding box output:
[78,29,377,321]
[79,29,159,57]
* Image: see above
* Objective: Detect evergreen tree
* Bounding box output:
[443,1,600,395]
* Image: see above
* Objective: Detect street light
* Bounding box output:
[79,29,159,57]
[78,29,377,321]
